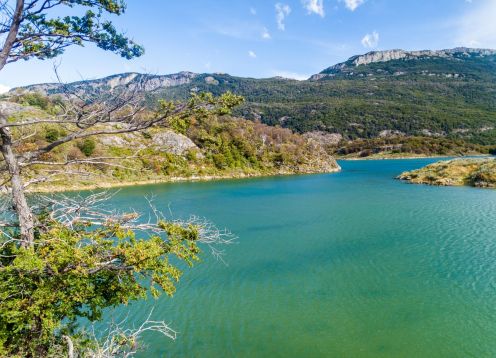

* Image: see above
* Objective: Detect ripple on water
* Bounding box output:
[96,159,496,358]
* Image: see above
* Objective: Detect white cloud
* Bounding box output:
[250,7,257,15]
[210,21,270,41]
[0,84,10,94]
[456,0,496,48]
[275,3,291,31]
[272,71,310,81]
[361,31,379,48]
[248,50,257,58]
[302,0,325,17]
[262,27,271,39]
[341,0,365,11]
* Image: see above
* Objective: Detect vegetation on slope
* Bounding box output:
[3,94,339,192]
[154,53,496,145]
[333,136,492,159]
[397,158,496,187]
[14,50,496,147]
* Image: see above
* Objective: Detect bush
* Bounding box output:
[45,128,60,143]
[77,139,96,157]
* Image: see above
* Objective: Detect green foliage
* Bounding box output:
[0,216,201,356]
[147,57,496,145]
[6,92,337,190]
[44,128,60,143]
[77,138,96,157]
[335,136,490,158]
[11,1,144,64]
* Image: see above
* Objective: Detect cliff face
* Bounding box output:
[313,47,496,78]
[14,71,199,96]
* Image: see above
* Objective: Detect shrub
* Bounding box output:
[77,139,96,157]
[45,128,60,143]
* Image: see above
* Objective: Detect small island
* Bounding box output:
[397,158,496,188]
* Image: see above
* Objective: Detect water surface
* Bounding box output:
[101,159,496,357]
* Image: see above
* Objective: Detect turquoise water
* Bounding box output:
[101,159,496,357]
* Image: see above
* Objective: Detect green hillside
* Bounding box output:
[13,48,496,146]
[158,57,496,144]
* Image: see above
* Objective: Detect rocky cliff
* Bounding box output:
[312,47,496,79]
[14,71,199,96]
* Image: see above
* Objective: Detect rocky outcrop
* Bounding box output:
[12,72,198,96]
[311,47,496,79]
[397,158,496,188]
[303,131,343,146]
[152,130,200,155]
[378,130,405,138]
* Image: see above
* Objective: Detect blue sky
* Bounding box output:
[1,0,495,89]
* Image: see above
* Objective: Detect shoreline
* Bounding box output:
[337,154,491,161]
[28,167,341,193]
[24,155,493,193]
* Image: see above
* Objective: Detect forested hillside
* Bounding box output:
[13,48,496,146]
[1,96,338,192]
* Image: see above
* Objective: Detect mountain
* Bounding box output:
[312,47,496,78]
[10,47,496,146]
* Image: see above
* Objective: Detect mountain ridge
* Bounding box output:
[11,47,496,93]
[312,47,496,79]
[7,47,496,146]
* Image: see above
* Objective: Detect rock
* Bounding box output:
[99,135,129,147]
[152,130,200,155]
[378,130,405,138]
[303,131,343,145]
[0,101,38,116]
[13,71,199,95]
[420,129,444,137]
[312,47,496,79]
[204,76,219,85]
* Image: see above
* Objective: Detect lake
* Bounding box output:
[100,158,496,357]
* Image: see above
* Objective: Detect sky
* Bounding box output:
[1,0,495,90]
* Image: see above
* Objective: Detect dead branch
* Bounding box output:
[85,308,176,358]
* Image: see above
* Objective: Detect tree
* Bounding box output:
[0,1,242,356]
[0,0,144,244]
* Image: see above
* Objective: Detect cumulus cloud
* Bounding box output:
[0,84,10,94]
[261,27,271,39]
[248,50,257,58]
[302,0,325,17]
[341,0,365,11]
[361,31,379,48]
[275,3,291,31]
[456,0,496,48]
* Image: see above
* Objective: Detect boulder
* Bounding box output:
[153,130,200,155]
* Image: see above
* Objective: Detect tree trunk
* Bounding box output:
[0,0,24,71]
[0,113,34,246]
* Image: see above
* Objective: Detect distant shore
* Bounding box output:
[338,154,490,161]
[28,167,342,193]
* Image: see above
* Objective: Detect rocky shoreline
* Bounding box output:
[397,158,496,188]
